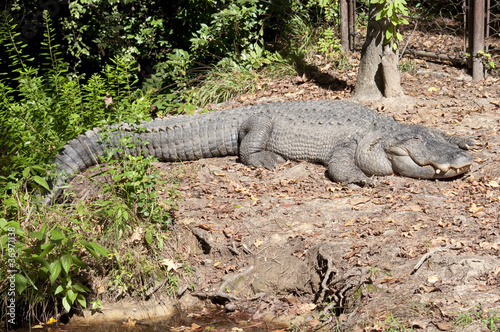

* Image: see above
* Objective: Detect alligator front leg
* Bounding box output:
[238,115,285,169]
[327,151,374,186]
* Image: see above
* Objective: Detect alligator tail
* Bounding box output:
[45,115,240,204]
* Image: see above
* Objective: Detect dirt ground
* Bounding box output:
[69,57,500,331]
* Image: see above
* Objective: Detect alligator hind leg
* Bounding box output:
[239,115,285,169]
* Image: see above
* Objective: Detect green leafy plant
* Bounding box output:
[95,134,180,227]
[315,27,349,69]
[189,0,267,66]
[0,218,108,319]
[371,0,410,50]
[454,308,500,330]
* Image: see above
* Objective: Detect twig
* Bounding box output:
[411,246,449,275]
[400,21,418,61]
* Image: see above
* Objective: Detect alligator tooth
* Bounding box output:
[435,169,441,175]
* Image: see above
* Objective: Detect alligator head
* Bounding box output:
[384,125,473,179]
[356,125,473,179]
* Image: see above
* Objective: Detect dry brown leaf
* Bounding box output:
[403,204,423,212]
[197,223,216,232]
[123,317,136,327]
[435,321,452,331]
[468,203,484,214]
[161,258,179,271]
[129,227,143,244]
[401,231,414,238]
[344,219,356,226]
[296,303,317,314]
[427,275,439,284]
[349,196,371,206]
[253,239,263,248]
[190,323,203,330]
[488,180,499,187]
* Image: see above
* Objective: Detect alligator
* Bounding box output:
[44,100,474,204]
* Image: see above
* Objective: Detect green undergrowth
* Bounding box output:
[0,12,186,326]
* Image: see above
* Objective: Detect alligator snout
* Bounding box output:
[431,150,473,177]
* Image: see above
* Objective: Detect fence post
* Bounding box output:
[340,0,349,53]
[472,0,485,81]
[349,0,356,50]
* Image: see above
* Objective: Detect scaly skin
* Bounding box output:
[44,100,474,204]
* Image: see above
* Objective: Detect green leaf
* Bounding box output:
[33,176,50,191]
[145,229,153,245]
[76,294,87,308]
[54,285,64,295]
[67,288,77,304]
[385,26,394,42]
[61,254,73,274]
[393,43,398,51]
[49,260,62,284]
[30,224,47,240]
[72,255,87,269]
[73,283,88,293]
[31,256,50,269]
[40,242,56,256]
[15,273,28,294]
[88,242,108,256]
[396,32,403,41]
[51,229,66,241]
[62,296,71,312]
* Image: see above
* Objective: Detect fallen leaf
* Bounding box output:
[403,204,423,212]
[296,303,317,314]
[253,239,263,248]
[129,227,143,244]
[435,321,452,331]
[468,203,484,214]
[401,231,414,238]
[344,219,356,226]
[349,196,371,206]
[427,275,439,284]
[46,317,57,325]
[488,180,499,187]
[161,258,179,271]
[196,223,216,232]
[190,323,203,330]
[123,317,136,327]
[428,86,439,92]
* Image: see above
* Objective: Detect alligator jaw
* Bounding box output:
[388,153,473,179]
[433,164,471,177]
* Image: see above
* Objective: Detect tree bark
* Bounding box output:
[353,2,404,100]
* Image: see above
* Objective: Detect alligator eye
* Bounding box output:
[412,136,422,142]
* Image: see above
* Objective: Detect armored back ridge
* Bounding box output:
[45,100,474,204]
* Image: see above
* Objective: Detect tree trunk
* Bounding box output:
[353,2,404,100]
